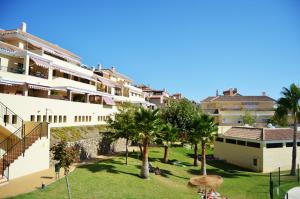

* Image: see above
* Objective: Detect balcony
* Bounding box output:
[0,65,25,75]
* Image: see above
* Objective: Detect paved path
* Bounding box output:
[285,186,300,199]
[0,166,75,198]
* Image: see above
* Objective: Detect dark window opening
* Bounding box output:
[226,139,236,144]
[266,143,283,148]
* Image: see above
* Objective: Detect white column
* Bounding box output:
[48,68,53,80]
[23,87,28,96]
[24,53,30,75]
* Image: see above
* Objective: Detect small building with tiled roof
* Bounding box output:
[214,126,300,172]
[201,88,276,127]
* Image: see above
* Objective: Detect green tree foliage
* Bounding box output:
[157,123,178,163]
[135,107,162,179]
[161,98,200,137]
[108,102,137,165]
[269,112,289,127]
[188,113,218,171]
[276,83,300,175]
[243,111,255,125]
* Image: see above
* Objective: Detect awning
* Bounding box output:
[0,79,25,86]
[52,64,95,81]
[28,39,81,65]
[28,84,50,91]
[103,96,115,106]
[30,56,51,69]
[97,76,116,87]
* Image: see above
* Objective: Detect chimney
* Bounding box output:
[111,66,116,72]
[19,22,27,32]
[96,64,102,71]
[262,91,266,96]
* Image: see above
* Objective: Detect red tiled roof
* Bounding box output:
[223,127,300,141]
[223,127,262,140]
[264,129,300,141]
[202,95,275,102]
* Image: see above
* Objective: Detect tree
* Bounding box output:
[108,102,137,165]
[275,83,300,176]
[194,114,218,175]
[51,141,78,199]
[158,123,178,163]
[269,112,289,127]
[135,107,161,179]
[161,98,200,139]
[243,111,255,126]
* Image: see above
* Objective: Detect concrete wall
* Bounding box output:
[262,145,300,173]
[0,93,116,127]
[214,140,263,172]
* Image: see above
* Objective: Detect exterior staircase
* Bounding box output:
[0,101,47,182]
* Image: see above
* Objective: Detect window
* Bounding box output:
[286,142,293,147]
[48,115,52,123]
[247,142,260,148]
[85,116,88,122]
[37,115,41,122]
[75,116,78,122]
[30,115,35,122]
[43,115,47,122]
[216,137,224,142]
[298,142,300,146]
[63,73,70,79]
[82,116,85,122]
[253,158,257,166]
[54,115,57,123]
[266,143,283,148]
[12,115,17,124]
[98,116,100,121]
[79,116,81,122]
[89,116,91,122]
[237,140,246,146]
[226,139,236,144]
[63,116,67,123]
[59,115,62,123]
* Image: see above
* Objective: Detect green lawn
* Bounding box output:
[10,146,298,199]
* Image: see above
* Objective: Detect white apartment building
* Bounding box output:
[0,23,153,182]
[0,22,152,128]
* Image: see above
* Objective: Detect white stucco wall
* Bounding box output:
[0,93,116,127]
[7,136,50,180]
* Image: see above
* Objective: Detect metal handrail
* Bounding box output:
[1,123,45,179]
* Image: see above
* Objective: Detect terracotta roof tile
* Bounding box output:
[223,127,262,140]
[202,95,275,102]
[264,129,300,141]
[223,127,300,141]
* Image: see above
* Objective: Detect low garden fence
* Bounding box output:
[269,165,300,199]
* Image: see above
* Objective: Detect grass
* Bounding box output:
[10,146,299,199]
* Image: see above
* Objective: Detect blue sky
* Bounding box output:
[1,0,300,101]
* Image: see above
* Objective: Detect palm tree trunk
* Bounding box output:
[125,138,129,165]
[140,138,149,179]
[290,113,297,176]
[138,143,143,160]
[163,145,169,163]
[201,141,207,175]
[193,143,198,166]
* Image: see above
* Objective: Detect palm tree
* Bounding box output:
[135,107,161,179]
[190,113,218,175]
[276,83,300,176]
[159,123,178,163]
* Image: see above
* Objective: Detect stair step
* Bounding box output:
[0,175,8,186]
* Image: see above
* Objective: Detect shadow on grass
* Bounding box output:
[78,159,141,178]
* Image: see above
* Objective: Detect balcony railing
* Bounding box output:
[0,65,25,74]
